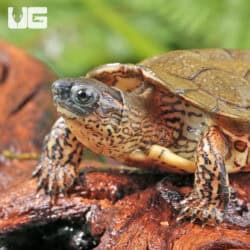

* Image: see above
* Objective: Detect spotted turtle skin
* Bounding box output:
[33,49,250,225]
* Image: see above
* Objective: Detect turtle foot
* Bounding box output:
[176,191,224,225]
[32,155,79,199]
[157,179,225,225]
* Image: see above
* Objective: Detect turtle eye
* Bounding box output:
[72,88,98,106]
[77,89,88,100]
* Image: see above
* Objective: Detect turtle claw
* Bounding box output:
[33,155,78,199]
[176,192,224,225]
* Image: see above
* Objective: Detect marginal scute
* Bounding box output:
[86,63,144,92]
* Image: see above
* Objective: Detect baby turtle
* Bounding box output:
[33,48,250,224]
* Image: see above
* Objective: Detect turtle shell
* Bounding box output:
[87,49,250,132]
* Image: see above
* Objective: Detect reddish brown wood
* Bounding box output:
[0,40,56,190]
[0,41,249,250]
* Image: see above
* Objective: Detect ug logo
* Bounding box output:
[8,7,47,29]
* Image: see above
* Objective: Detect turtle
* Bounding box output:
[33,48,250,224]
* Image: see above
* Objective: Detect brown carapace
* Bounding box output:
[33,49,250,225]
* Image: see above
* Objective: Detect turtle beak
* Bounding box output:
[52,79,73,102]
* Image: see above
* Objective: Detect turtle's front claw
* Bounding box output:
[32,155,78,198]
[176,191,224,225]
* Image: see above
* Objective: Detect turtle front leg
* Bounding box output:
[33,117,84,196]
[177,126,230,224]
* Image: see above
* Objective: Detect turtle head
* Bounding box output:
[52,77,124,120]
[52,77,132,155]
[51,77,165,158]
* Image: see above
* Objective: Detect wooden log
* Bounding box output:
[0,40,56,191]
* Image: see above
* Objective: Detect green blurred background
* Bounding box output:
[0,0,250,77]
